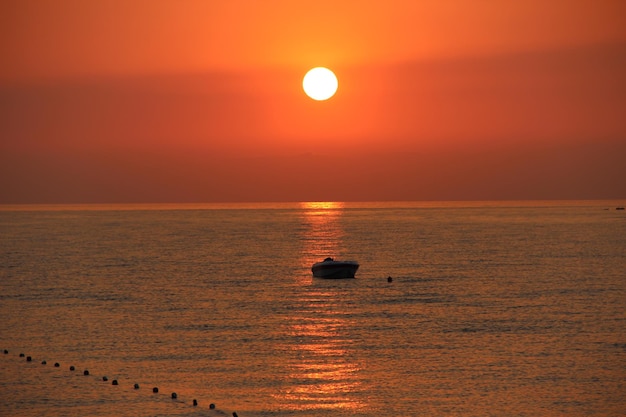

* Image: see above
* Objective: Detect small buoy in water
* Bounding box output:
[83,370,89,376]
[112,380,118,386]
[69,366,75,371]
[171,392,177,399]
[19,353,25,357]
[193,399,198,406]
[209,403,215,409]
[233,412,239,417]
[387,276,393,283]
[54,363,60,367]
[3,350,8,354]
[41,360,47,365]
[152,387,159,393]
[26,356,32,362]
[102,376,108,382]
[134,383,140,389]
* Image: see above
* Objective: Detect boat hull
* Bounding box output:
[311,260,359,279]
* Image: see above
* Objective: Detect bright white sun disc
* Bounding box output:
[303,67,338,100]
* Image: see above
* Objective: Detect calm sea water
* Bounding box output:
[1,201,625,417]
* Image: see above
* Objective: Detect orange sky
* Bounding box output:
[1,0,625,203]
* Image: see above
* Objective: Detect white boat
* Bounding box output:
[311,257,359,279]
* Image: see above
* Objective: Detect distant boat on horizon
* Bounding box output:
[311,257,359,279]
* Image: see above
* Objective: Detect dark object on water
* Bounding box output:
[83,370,89,376]
[171,392,177,399]
[112,380,118,386]
[41,360,47,365]
[210,403,216,409]
[617,207,625,210]
[311,257,359,278]
[19,353,25,357]
[26,356,32,362]
[387,276,393,283]
[233,413,238,417]
[102,376,108,381]
[153,387,159,393]
[54,363,60,367]
[193,399,198,406]
[69,366,75,371]
[134,383,140,389]
[3,350,8,354]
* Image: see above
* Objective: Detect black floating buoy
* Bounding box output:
[193,399,198,406]
[83,370,89,376]
[134,383,140,389]
[69,366,75,371]
[209,403,215,409]
[19,353,25,357]
[54,363,60,367]
[152,387,159,393]
[26,356,32,362]
[102,376,108,382]
[171,392,177,399]
[41,360,47,365]
[387,276,393,283]
[233,412,239,417]
[3,350,8,354]
[112,380,118,386]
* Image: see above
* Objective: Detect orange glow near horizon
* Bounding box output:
[300,202,345,210]
[1,1,625,203]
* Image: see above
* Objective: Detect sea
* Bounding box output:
[1,201,624,417]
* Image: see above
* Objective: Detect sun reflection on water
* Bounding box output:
[298,201,346,271]
[275,302,365,411]
[272,202,365,412]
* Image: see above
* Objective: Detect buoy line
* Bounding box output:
[2,348,239,416]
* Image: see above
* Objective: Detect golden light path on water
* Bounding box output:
[298,201,345,272]
[272,202,365,412]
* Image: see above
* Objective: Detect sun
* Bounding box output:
[302,67,338,101]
